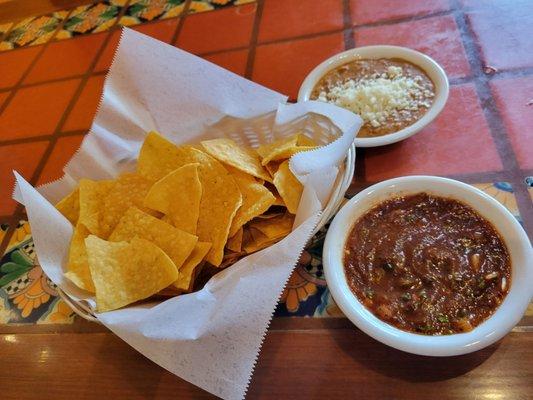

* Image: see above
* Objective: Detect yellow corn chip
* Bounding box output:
[243,227,279,254]
[56,188,80,225]
[85,235,179,312]
[65,224,94,293]
[78,179,114,236]
[249,213,294,240]
[297,134,318,147]
[273,160,303,214]
[226,227,243,252]
[174,241,211,291]
[138,131,242,266]
[108,207,197,269]
[143,163,201,235]
[227,166,275,237]
[100,173,154,238]
[265,160,282,177]
[256,134,317,166]
[201,138,272,182]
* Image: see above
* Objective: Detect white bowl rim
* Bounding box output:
[323,175,533,356]
[298,45,450,148]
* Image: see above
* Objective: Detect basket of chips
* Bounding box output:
[14,29,361,400]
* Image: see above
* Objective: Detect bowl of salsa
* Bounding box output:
[323,176,532,356]
[298,46,449,147]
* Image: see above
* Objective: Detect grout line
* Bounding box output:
[244,0,264,80]
[342,0,355,50]
[170,0,192,46]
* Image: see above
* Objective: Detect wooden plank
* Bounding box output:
[1,330,531,399]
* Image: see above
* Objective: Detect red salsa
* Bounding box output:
[344,193,511,335]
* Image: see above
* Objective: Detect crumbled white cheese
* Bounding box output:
[317,67,434,128]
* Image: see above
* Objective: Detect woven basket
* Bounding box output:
[58,111,356,322]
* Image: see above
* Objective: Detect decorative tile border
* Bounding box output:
[0,12,68,50]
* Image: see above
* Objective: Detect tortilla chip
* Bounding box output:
[65,224,94,293]
[144,163,202,235]
[201,138,272,182]
[227,166,275,237]
[78,179,114,236]
[265,160,282,178]
[108,207,197,269]
[226,227,243,252]
[99,173,154,239]
[174,241,211,291]
[297,134,318,147]
[138,132,242,266]
[256,134,317,166]
[56,188,80,225]
[243,227,279,254]
[249,213,294,240]
[85,235,179,312]
[272,161,303,214]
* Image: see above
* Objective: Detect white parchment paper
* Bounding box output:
[13,29,362,399]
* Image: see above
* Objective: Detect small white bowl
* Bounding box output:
[298,46,449,147]
[323,176,533,356]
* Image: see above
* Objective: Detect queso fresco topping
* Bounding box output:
[344,193,511,335]
[311,58,435,138]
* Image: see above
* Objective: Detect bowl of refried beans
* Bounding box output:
[298,46,449,147]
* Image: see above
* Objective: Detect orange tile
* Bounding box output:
[24,33,107,84]
[351,0,450,25]
[0,91,9,108]
[203,49,248,76]
[38,134,85,185]
[94,30,121,72]
[0,79,80,140]
[253,32,345,99]
[490,77,533,169]
[133,18,179,43]
[0,141,49,215]
[63,75,106,132]
[177,4,256,54]
[355,15,471,79]
[364,84,502,181]
[258,0,344,43]
[467,1,533,70]
[0,47,40,89]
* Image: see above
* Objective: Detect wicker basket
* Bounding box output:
[58,111,356,322]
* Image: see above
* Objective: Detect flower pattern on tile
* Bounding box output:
[314,288,345,318]
[0,13,65,50]
[0,220,75,324]
[473,182,521,222]
[120,0,185,26]
[58,1,123,38]
[188,0,255,13]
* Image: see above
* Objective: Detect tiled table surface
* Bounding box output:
[0,0,532,398]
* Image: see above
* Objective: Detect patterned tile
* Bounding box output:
[0,22,13,39]
[188,0,255,14]
[56,0,125,39]
[0,220,75,324]
[119,0,186,26]
[0,12,67,51]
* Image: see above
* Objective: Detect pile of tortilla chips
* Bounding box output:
[55,131,317,312]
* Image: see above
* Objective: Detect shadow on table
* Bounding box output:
[333,329,499,382]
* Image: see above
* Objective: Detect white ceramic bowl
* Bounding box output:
[323,176,533,356]
[298,46,449,147]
